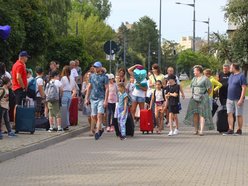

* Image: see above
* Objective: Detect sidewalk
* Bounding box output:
[0,114,89,163]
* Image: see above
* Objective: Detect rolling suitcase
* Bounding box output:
[216,108,235,133]
[113,112,134,137]
[69,97,78,126]
[140,109,154,134]
[15,100,35,134]
[35,116,50,130]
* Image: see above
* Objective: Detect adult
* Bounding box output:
[60,66,77,129]
[184,65,214,136]
[12,51,29,105]
[75,59,82,95]
[35,67,45,118]
[45,61,59,84]
[128,64,148,120]
[70,60,78,81]
[217,64,231,106]
[117,68,126,83]
[85,61,109,140]
[224,63,246,135]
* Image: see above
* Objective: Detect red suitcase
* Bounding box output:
[69,97,78,126]
[140,109,154,134]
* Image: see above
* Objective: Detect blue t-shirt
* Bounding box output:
[90,73,109,100]
[118,92,128,108]
[227,73,247,100]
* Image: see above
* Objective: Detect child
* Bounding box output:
[117,83,129,140]
[0,77,16,139]
[107,74,118,132]
[165,75,180,136]
[35,67,45,118]
[45,71,63,132]
[149,80,166,134]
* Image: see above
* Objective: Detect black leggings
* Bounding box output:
[0,107,12,133]
[107,103,116,126]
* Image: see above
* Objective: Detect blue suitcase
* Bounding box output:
[15,100,35,134]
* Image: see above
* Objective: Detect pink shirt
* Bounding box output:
[108,83,118,103]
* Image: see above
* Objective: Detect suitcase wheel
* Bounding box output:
[30,131,35,134]
[142,131,145,134]
[151,130,153,134]
[146,131,149,134]
[15,131,19,134]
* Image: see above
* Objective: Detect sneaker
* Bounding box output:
[95,132,100,140]
[48,128,53,133]
[8,131,16,137]
[223,129,234,136]
[57,128,63,132]
[173,129,179,135]
[106,126,111,132]
[235,129,242,135]
[110,126,115,132]
[99,129,104,137]
[168,130,173,136]
[0,132,3,140]
[120,136,127,140]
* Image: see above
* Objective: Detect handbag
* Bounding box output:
[178,102,182,111]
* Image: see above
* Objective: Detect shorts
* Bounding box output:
[168,105,179,114]
[14,88,26,105]
[132,96,145,103]
[90,99,104,116]
[226,99,243,116]
[47,101,61,118]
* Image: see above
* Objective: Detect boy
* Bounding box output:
[35,67,45,118]
[0,77,16,139]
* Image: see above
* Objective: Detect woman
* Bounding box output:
[60,65,77,129]
[184,65,214,136]
[128,64,147,120]
[117,68,126,83]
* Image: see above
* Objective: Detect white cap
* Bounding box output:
[107,73,115,79]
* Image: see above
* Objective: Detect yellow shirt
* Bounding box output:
[209,76,222,98]
[149,74,165,92]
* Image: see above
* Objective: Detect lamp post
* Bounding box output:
[196,18,210,52]
[158,0,162,68]
[176,0,196,51]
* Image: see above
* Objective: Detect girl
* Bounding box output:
[107,74,118,132]
[82,71,93,136]
[149,80,166,134]
[117,83,129,140]
[60,65,77,129]
[165,75,180,136]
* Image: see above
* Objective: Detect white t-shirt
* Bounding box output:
[36,77,44,97]
[61,76,77,92]
[49,79,62,93]
[155,89,164,102]
[132,79,147,98]
[70,68,78,80]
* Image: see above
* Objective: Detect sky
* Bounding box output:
[106,0,228,42]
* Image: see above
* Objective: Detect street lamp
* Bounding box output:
[196,18,210,52]
[158,0,162,68]
[176,0,196,52]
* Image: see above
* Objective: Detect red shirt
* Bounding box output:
[12,60,27,91]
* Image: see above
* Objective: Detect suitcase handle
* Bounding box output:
[22,98,31,107]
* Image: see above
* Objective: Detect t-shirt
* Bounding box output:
[218,72,231,99]
[118,92,128,108]
[76,67,82,84]
[108,83,118,103]
[70,68,78,80]
[165,84,180,106]
[154,89,165,102]
[36,76,44,98]
[90,73,109,100]
[149,74,165,92]
[61,76,77,92]
[12,60,27,91]
[227,73,247,100]
[132,79,147,98]
[126,82,135,99]
[0,87,9,109]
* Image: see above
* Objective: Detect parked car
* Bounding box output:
[179,73,189,81]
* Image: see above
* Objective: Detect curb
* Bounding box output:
[0,126,89,163]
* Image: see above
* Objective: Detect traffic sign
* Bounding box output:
[104,40,119,55]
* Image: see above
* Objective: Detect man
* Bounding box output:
[12,51,29,105]
[85,62,109,140]
[75,59,82,94]
[224,63,246,135]
[217,64,231,106]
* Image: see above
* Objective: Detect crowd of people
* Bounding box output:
[0,50,246,141]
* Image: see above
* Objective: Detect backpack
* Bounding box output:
[45,81,59,102]
[27,77,41,99]
[153,89,166,102]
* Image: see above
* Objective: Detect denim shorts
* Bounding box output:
[90,99,104,116]
[226,99,243,116]
[132,96,145,103]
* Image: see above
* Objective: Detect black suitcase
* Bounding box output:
[35,116,50,130]
[15,100,35,134]
[114,112,134,137]
[216,109,235,133]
